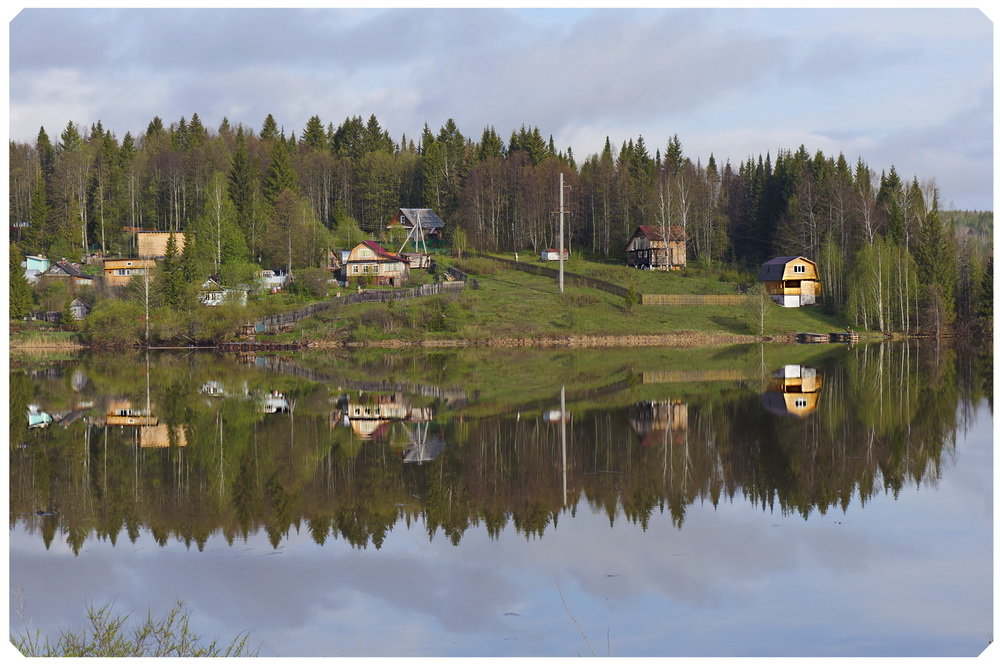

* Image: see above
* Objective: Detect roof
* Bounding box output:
[350,240,406,262]
[758,256,816,281]
[632,224,686,242]
[45,260,91,279]
[397,208,445,230]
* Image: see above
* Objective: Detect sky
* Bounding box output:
[6,6,995,211]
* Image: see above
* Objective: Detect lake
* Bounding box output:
[8,342,992,656]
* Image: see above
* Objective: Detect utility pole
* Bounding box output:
[559,172,565,293]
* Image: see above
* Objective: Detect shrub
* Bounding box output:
[12,600,258,657]
[82,300,144,348]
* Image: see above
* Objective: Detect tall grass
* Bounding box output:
[12,600,259,657]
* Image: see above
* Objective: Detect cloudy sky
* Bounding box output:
[7,7,994,210]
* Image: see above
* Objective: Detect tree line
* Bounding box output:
[9,113,992,333]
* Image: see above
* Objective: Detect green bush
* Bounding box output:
[82,300,145,348]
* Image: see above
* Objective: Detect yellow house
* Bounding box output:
[344,241,410,287]
[758,256,821,307]
[103,258,157,286]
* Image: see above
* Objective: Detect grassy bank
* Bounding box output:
[282,255,853,346]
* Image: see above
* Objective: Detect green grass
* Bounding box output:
[283,257,852,344]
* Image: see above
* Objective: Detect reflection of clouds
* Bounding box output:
[9,404,992,657]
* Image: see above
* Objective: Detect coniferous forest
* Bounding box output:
[8,113,993,333]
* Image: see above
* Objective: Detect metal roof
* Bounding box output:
[758,256,815,281]
[398,208,445,229]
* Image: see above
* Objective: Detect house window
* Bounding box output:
[795,399,808,408]
[793,264,806,273]
[353,265,359,273]
[362,265,369,273]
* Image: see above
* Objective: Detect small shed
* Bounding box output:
[22,255,51,283]
[758,256,821,307]
[68,298,90,321]
[198,279,249,306]
[625,225,687,270]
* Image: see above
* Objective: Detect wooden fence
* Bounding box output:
[477,253,629,298]
[640,294,751,306]
[254,281,468,332]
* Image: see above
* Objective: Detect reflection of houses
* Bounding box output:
[628,400,688,446]
[625,225,687,270]
[758,256,821,307]
[402,425,446,464]
[102,399,187,447]
[333,392,438,445]
[762,365,823,417]
[27,405,53,429]
[261,391,289,414]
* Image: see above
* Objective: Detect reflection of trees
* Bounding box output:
[9,343,989,553]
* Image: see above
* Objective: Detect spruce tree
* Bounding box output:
[9,243,33,320]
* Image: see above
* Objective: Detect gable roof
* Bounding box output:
[350,240,405,262]
[397,208,445,230]
[758,256,816,281]
[44,260,91,279]
[632,224,687,242]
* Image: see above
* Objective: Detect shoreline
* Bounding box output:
[10,331,800,351]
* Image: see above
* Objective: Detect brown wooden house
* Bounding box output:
[625,225,687,270]
[344,241,410,286]
[758,256,821,307]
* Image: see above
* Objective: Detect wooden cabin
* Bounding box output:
[762,365,823,417]
[103,258,156,286]
[758,256,821,307]
[344,241,410,286]
[628,400,689,446]
[625,225,687,270]
[388,208,445,244]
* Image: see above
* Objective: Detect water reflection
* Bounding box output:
[9,342,989,553]
[761,365,823,417]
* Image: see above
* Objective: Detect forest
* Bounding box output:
[8,112,993,333]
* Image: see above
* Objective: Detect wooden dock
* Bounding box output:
[217,341,309,352]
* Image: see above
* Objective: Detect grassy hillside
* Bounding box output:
[288,254,852,344]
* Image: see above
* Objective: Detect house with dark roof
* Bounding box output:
[389,208,445,242]
[625,225,687,270]
[344,241,410,286]
[39,260,94,288]
[758,256,821,307]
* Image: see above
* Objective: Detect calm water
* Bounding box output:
[8,343,992,656]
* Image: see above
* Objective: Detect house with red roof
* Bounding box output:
[344,241,410,287]
[625,225,687,270]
